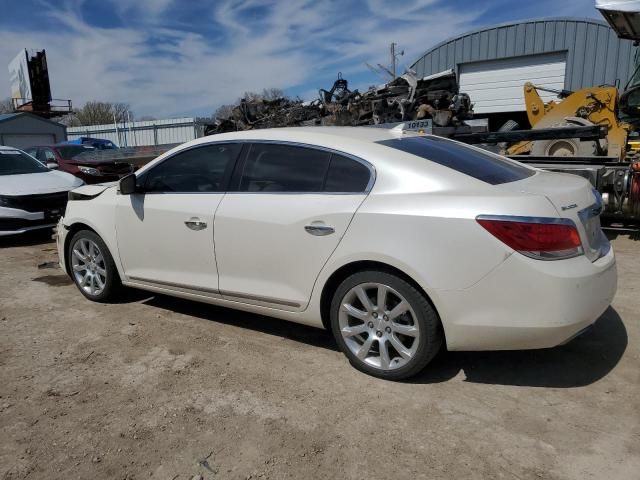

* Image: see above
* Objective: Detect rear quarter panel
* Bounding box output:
[326,190,560,289]
[303,188,561,329]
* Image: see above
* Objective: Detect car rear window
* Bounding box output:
[377,136,534,185]
[56,145,95,159]
[324,154,371,192]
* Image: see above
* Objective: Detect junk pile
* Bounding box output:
[205,70,473,135]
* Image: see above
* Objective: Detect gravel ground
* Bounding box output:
[0,230,638,480]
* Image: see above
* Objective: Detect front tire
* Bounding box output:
[330,270,442,380]
[67,230,122,302]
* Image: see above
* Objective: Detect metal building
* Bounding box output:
[0,112,66,148]
[67,117,206,147]
[411,17,637,115]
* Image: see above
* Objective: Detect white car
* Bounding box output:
[56,127,617,380]
[0,145,84,236]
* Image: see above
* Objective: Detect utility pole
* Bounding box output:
[390,42,404,79]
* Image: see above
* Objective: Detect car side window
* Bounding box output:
[24,148,38,159]
[239,144,331,192]
[34,149,47,163]
[324,154,371,193]
[43,149,57,163]
[143,144,242,193]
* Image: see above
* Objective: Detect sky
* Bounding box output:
[0,0,601,119]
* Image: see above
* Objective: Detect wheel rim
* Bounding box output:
[547,140,577,157]
[338,282,420,371]
[70,237,107,296]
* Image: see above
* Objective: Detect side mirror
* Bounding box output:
[46,162,58,169]
[119,173,139,195]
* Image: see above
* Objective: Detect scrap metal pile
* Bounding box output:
[205,70,474,135]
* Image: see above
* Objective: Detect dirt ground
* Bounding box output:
[0,231,638,480]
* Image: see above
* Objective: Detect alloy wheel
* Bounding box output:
[70,237,107,297]
[338,282,420,371]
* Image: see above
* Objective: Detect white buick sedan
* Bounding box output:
[57,127,617,380]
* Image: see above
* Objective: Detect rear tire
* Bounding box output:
[498,119,519,149]
[330,270,442,380]
[67,230,122,302]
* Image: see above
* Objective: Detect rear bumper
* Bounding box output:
[437,247,617,351]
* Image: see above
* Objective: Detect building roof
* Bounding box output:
[0,113,20,123]
[0,112,66,128]
[410,17,610,69]
[409,16,636,93]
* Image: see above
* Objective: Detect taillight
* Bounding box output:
[476,215,583,260]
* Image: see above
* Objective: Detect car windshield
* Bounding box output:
[377,136,535,185]
[91,140,117,149]
[0,149,50,176]
[57,145,95,159]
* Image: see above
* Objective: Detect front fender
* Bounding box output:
[61,186,125,279]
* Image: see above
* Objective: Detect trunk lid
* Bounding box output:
[497,170,609,261]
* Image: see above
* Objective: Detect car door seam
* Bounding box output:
[211,190,227,288]
[301,193,370,312]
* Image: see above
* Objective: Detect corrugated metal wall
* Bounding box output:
[67,118,204,147]
[411,17,637,92]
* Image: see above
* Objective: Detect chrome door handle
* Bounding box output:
[304,224,335,236]
[184,218,207,231]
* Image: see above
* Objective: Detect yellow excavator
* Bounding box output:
[502,1,640,220]
[507,83,632,159]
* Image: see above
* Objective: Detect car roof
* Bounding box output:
[152,126,426,166]
[0,145,19,151]
[140,126,490,194]
[194,126,420,144]
[26,144,93,149]
[183,126,427,162]
[53,143,92,147]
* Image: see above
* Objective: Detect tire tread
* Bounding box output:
[330,270,442,380]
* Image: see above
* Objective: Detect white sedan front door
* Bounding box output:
[115,143,242,292]
[214,143,373,310]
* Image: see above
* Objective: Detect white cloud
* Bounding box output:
[1,2,311,117]
[0,0,605,118]
[111,0,174,16]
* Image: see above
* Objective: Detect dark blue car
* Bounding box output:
[62,137,118,150]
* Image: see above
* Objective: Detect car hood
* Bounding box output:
[65,158,129,166]
[0,170,84,196]
[71,182,117,197]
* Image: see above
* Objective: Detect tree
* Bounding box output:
[213,103,236,120]
[212,88,287,120]
[261,88,285,101]
[54,113,82,127]
[72,101,133,126]
[0,97,14,114]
